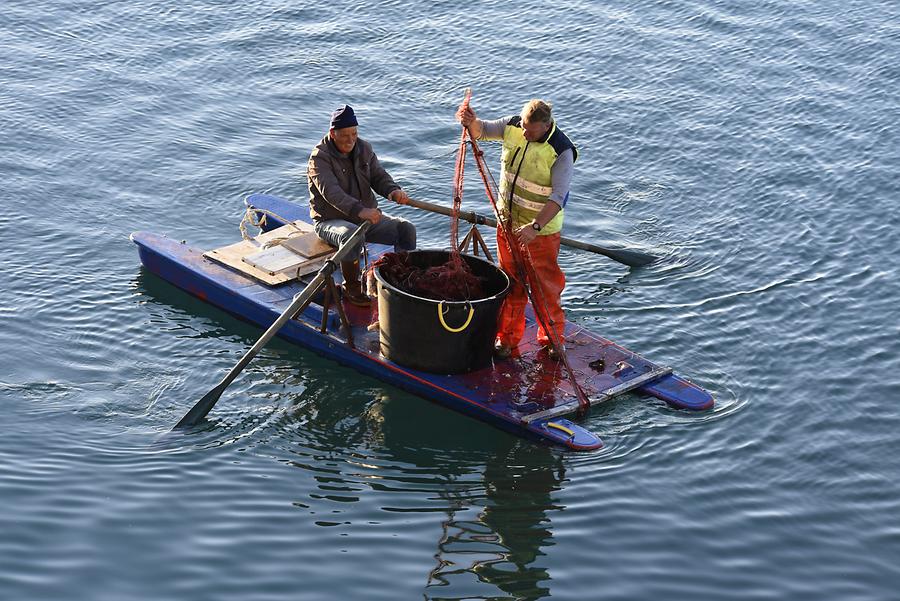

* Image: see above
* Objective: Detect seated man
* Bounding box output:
[307,104,416,306]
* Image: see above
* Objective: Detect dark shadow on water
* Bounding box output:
[133,268,282,342]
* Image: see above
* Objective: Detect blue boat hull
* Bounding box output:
[131,193,713,450]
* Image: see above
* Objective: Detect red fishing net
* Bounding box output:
[373,89,489,302]
[372,252,484,301]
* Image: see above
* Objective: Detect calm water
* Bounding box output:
[2,0,899,599]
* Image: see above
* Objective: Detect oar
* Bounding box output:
[403,197,657,268]
[173,221,371,429]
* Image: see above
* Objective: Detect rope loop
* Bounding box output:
[437,301,474,333]
[240,206,304,246]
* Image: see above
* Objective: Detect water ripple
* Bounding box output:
[3,0,900,599]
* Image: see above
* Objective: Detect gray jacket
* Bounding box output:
[307,135,401,223]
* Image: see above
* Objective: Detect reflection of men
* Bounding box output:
[308,104,416,306]
[480,440,563,596]
[423,438,564,600]
[456,99,577,360]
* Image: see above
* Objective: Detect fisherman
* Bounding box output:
[456,98,577,360]
[308,104,416,306]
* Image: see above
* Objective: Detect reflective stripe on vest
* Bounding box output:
[499,122,565,235]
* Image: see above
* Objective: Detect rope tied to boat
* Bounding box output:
[239,206,305,247]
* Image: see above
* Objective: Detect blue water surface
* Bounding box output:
[2,0,899,599]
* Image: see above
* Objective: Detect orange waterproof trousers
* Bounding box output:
[496,228,566,349]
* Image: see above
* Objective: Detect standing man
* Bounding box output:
[456,99,577,359]
[308,105,416,306]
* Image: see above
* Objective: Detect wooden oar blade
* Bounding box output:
[600,247,657,268]
[174,381,228,429]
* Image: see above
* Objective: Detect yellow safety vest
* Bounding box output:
[498,118,577,235]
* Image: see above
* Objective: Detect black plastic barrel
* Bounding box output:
[373,250,510,374]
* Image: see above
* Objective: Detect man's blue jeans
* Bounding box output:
[314,214,416,258]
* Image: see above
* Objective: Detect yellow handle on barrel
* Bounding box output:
[437,301,474,333]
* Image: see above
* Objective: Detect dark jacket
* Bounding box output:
[307,135,400,223]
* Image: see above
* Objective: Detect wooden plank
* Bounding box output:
[243,245,308,274]
[203,221,334,286]
[280,233,334,259]
[205,240,292,285]
[258,220,316,243]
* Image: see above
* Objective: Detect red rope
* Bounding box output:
[451,89,472,253]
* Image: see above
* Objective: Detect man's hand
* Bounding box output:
[358,207,382,224]
[456,104,477,128]
[389,189,409,205]
[515,223,540,246]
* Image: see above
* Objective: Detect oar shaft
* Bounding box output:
[175,221,371,429]
[407,197,495,227]
[403,197,656,267]
[173,270,332,429]
[217,270,329,390]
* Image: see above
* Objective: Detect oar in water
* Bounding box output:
[173,221,371,429]
[402,197,657,268]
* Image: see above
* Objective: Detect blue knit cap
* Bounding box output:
[330,105,358,129]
